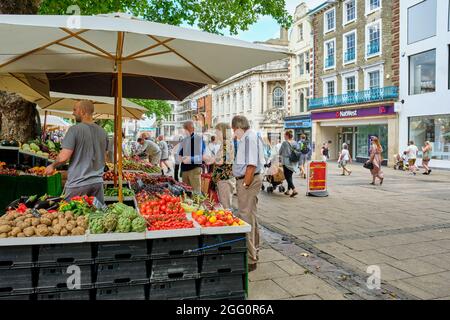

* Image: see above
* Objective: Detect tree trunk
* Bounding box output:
[0,0,42,143]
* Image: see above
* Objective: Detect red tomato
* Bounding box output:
[150,201,158,207]
[179,208,185,214]
[166,209,173,215]
[160,205,167,212]
[205,221,212,227]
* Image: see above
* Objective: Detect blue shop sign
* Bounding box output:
[284,118,311,129]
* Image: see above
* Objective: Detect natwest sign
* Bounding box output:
[312,105,395,121]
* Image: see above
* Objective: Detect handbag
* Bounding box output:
[363,162,374,170]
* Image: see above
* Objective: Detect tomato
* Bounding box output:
[160,205,166,212]
[198,216,207,225]
[150,201,158,207]
[153,208,160,215]
[209,216,217,224]
[166,209,173,215]
[205,221,212,227]
[227,218,234,225]
[179,208,185,214]
[159,200,166,206]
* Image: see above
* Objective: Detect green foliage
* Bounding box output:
[130,99,172,123]
[96,119,115,133]
[39,0,292,35]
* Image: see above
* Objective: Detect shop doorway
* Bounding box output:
[338,127,355,159]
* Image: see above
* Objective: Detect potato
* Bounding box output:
[60,228,68,236]
[11,227,21,237]
[25,210,32,216]
[52,219,59,226]
[0,220,11,226]
[48,227,54,236]
[40,217,52,226]
[23,227,35,237]
[4,214,14,221]
[36,227,49,237]
[31,218,40,227]
[65,212,74,221]
[37,224,48,229]
[71,227,85,236]
[58,218,68,227]
[0,233,7,238]
[24,218,32,224]
[0,225,12,233]
[8,231,14,237]
[17,232,25,238]
[58,213,65,219]
[38,209,47,215]
[53,225,62,234]
[15,215,26,222]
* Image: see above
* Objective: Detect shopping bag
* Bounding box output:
[201,173,212,195]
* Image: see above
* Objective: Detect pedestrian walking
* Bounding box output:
[211,123,235,210]
[337,143,352,176]
[232,115,265,272]
[178,120,206,193]
[279,130,299,197]
[157,135,171,174]
[298,134,310,179]
[321,142,329,162]
[405,141,419,175]
[367,136,384,185]
[422,141,433,175]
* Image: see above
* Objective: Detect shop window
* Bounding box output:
[408,0,437,44]
[409,115,450,161]
[409,49,436,95]
[273,87,284,108]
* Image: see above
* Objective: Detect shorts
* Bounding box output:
[340,160,348,168]
[408,159,416,166]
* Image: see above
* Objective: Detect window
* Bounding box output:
[240,90,244,111]
[324,39,336,69]
[344,31,357,63]
[305,51,310,73]
[298,24,304,41]
[273,87,284,108]
[409,49,436,95]
[366,0,381,15]
[344,0,356,25]
[369,71,380,90]
[300,93,305,113]
[326,81,335,97]
[366,21,381,57]
[409,115,450,161]
[407,0,437,44]
[299,54,305,75]
[324,8,336,33]
[296,54,302,76]
[248,88,252,109]
[346,76,356,93]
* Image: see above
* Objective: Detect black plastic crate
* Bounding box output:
[36,289,91,300]
[0,267,33,296]
[96,284,146,300]
[0,245,33,268]
[37,243,93,266]
[201,234,247,254]
[36,265,93,292]
[200,253,246,276]
[149,279,197,300]
[150,237,199,259]
[95,261,148,287]
[199,274,245,299]
[199,293,246,300]
[95,240,148,263]
[150,257,198,282]
[0,293,32,300]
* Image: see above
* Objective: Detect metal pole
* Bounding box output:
[117,32,124,202]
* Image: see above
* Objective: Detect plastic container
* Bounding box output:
[0,267,33,296]
[200,234,247,254]
[149,279,197,300]
[36,289,91,300]
[95,261,148,287]
[200,253,246,276]
[0,245,33,268]
[37,242,93,266]
[199,274,246,299]
[36,264,93,292]
[150,236,199,259]
[95,240,148,262]
[96,284,147,300]
[150,257,198,282]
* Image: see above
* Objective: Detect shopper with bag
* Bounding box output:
[279,130,300,197]
[337,143,352,176]
[366,136,384,186]
[421,141,433,175]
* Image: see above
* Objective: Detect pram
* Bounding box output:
[261,162,286,193]
[393,153,409,171]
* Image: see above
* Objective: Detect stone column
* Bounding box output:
[263,81,268,114]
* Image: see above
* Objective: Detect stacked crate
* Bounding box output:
[0,246,34,300]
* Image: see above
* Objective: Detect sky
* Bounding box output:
[232,0,324,42]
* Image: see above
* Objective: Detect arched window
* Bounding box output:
[300,92,305,113]
[273,87,284,108]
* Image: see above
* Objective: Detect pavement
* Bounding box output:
[247,163,450,300]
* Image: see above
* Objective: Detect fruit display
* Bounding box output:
[89,203,146,234]
[27,166,57,177]
[0,209,87,238]
[0,168,19,176]
[104,187,135,197]
[20,139,61,158]
[190,208,246,228]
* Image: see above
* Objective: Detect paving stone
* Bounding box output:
[315,242,353,254]
[388,259,446,276]
[274,259,306,276]
[389,280,437,300]
[258,249,289,263]
[375,264,413,281]
[349,250,398,265]
[248,280,291,300]
[402,273,450,298]
[248,261,290,282]
[283,294,322,300]
[273,275,347,300]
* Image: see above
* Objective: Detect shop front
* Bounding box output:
[311,105,398,166]
[284,115,312,141]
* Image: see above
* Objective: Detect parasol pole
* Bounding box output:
[113,94,118,187]
[42,110,48,141]
[117,32,124,202]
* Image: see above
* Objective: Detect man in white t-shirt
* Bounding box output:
[405,141,419,175]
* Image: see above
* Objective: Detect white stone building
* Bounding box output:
[399,0,450,169]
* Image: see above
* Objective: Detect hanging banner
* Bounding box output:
[307,161,328,197]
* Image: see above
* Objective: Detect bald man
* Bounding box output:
[45,100,108,204]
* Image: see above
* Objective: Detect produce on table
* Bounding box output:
[104,187,135,197]
[0,168,19,176]
[191,209,246,228]
[20,139,61,158]
[88,203,145,233]
[6,195,64,212]
[132,175,192,198]
[0,209,87,238]
[58,196,95,216]
[103,171,147,183]
[27,166,57,176]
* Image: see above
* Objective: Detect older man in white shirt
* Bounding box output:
[232,115,265,272]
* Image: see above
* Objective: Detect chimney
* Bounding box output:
[280,27,289,41]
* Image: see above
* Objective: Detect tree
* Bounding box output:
[1,0,291,142]
[0,0,42,143]
[130,99,172,125]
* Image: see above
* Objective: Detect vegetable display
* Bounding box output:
[190,208,246,228]
[58,196,95,216]
[89,203,146,234]
[104,187,135,197]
